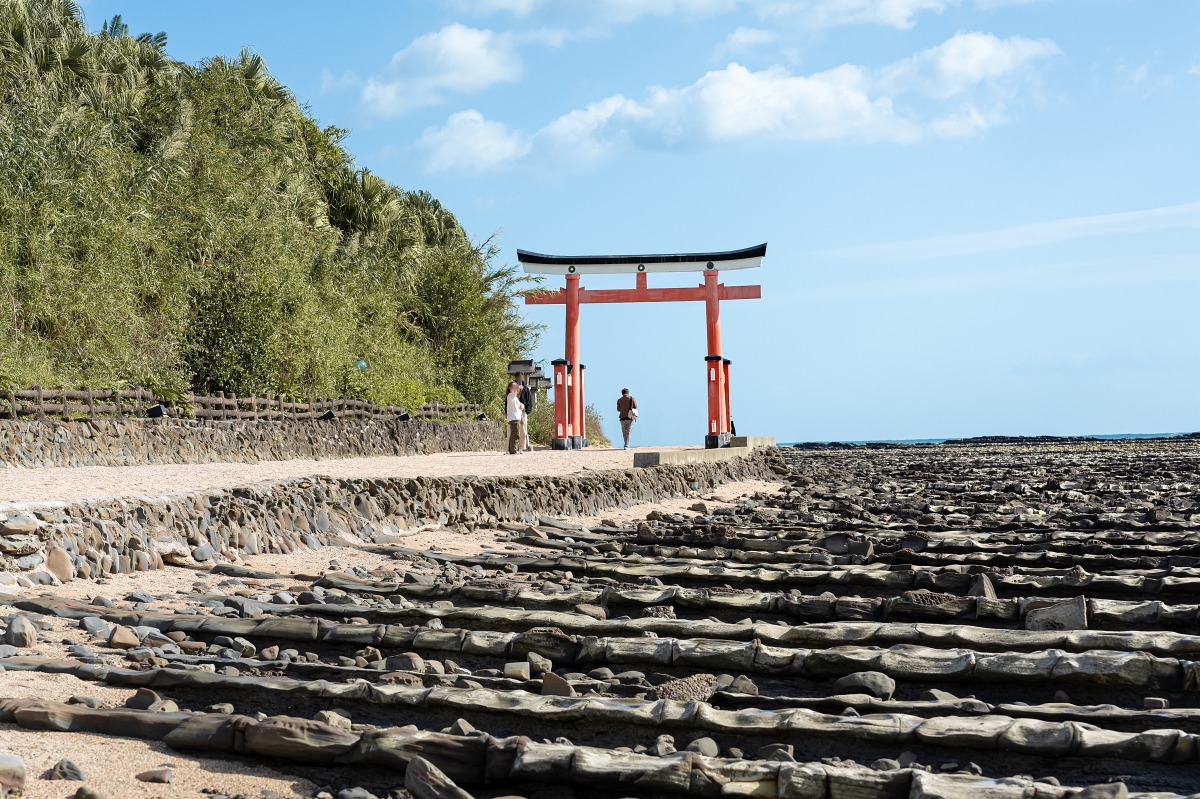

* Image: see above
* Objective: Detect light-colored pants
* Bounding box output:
[507,420,521,454]
[621,419,634,447]
[520,411,529,450]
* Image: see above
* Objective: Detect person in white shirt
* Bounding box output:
[505,382,523,455]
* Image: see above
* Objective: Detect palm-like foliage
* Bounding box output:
[0,0,536,413]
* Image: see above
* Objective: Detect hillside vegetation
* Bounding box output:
[0,0,536,413]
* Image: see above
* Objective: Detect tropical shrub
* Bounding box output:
[0,0,537,415]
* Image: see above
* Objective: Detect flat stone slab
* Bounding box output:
[634,438,775,468]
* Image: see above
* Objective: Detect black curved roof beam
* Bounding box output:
[517,243,766,274]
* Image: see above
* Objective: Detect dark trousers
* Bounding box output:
[507,420,521,454]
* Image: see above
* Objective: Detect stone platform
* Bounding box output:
[633,436,776,468]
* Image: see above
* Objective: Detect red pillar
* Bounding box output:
[704,269,728,448]
[722,358,732,436]
[704,269,722,356]
[551,359,570,449]
[566,274,582,448]
[578,364,587,446]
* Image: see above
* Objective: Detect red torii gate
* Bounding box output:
[519,244,765,449]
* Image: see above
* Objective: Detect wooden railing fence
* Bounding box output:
[0,387,482,423]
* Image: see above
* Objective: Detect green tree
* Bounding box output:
[0,0,537,410]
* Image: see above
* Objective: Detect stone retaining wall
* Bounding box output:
[0,449,779,583]
[0,417,506,469]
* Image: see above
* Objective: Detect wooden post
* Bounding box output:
[250,393,257,421]
[60,388,70,421]
[135,388,144,418]
[85,387,95,419]
[34,386,44,421]
[230,393,238,421]
[7,388,16,421]
[216,391,225,421]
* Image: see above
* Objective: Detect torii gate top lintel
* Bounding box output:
[517,243,765,275]
[518,243,765,450]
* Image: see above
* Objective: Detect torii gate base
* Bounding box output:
[520,245,765,450]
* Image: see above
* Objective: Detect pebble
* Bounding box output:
[79,617,109,635]
[47,758,85,781]
[448,718,475,736]
[832,670,895,700]
[540,672,576,697]
[337,789,378,799]
[503,662,531,681]
[134,768,172,783]
[5,616,36,648]
[107,626,140,649]
[125,687,162,710]
[0,754,22,795]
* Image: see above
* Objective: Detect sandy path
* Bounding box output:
[0,719,315,799]
[0,445,688,504]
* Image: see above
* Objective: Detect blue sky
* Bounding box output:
[85,1,1200,445]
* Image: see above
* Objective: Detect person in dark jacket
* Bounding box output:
[616,388,637,450]
[517,378,533,451]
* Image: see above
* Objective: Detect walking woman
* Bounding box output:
[506,381,524,455]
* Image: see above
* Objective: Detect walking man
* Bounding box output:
[616,388,637,450]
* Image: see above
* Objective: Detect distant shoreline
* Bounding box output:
[783,431,1199,447]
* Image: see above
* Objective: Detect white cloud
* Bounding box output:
[877,31,1060,98]
[762,0,955,30]
[417,110,533,173]
[820,200,1200,262]
[973,0,1047,8]
[419,31,1058,173]
[717,26,779,56]
[652,62,918,143]
[1115,62,1148,93]
[457,0,1046,29]
[465,0,542,13]
[361,24,523,116]
[320,69,359,94]
[459,0,738,22]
